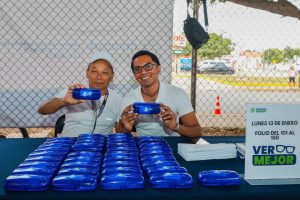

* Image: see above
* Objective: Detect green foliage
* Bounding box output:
[262,47,300,64]
[262,48,284,64]
[183,33,234,59]
[283,47,300,61]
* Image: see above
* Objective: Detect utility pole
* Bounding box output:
[190,0,200,110]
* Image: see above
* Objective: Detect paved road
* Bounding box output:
[172,76,300,127]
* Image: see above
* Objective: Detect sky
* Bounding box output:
[173,0,300,53]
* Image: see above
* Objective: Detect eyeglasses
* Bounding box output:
[276,145,295,153]
[132,63,157,74]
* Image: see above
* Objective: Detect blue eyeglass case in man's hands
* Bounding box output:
[133,102,160,114]
[72,88,101,100]
[197,170,241,186]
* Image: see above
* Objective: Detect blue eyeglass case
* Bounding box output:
[71,143,105,152]
[58,167,100,177]
[4,174,52,191]
[101,173,144,190]
[140,149,173,157]
[72,88,101,100]
[52,174,98,191]
[102,160,140,168]
[24,155,64,163]
[149,172,193,189]
[12,166,57,176]
[68,151,102,158]
[197,170,241,186]
[104,155,138,162]
[64,156,102,164]
[18,161,61,169]
[147,166,188,176]
[138,136,165,142]
[102,166,142,175]
[133,102,160,114]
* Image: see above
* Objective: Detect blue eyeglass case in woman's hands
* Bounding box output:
[133,102,160,114]
[72,88,101,100]
[197,170,241,186]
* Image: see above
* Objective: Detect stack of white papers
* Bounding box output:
[178,143,237,161]
[196,138,210,145]
[236,143,245,158]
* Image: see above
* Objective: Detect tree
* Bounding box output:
[190,0,300,20]
[262,48,284,64]
[262,47,300,64]
[183,33,234,60]
[283,47,300,61]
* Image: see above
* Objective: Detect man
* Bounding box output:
[118,50,201,137]
[38,51,122,136]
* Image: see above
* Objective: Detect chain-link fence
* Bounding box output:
[0,0,173,137]
[1,0,300,137]
[172,1,300,131]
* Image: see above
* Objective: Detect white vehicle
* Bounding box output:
[198,60,219,69]
[197,60,229,71]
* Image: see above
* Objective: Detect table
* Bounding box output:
[1,136,300,200]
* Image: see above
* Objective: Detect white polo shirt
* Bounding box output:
[120,82,194,136]
[55,88,122,137]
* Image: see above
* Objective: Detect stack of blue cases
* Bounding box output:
[4,137,75,191]
[138,136,193,189]
[100,133,144,190]
[52,134,105,191]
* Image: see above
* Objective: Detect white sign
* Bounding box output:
[173,35,186,47]
[245,103,300,180]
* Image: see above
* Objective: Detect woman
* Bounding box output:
[38,52,122,136]
[288,66,296,87]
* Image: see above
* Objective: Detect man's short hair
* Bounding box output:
[131,50,160,70]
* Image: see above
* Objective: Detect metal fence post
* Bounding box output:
[190,0,200,110]
[19,128,29,138]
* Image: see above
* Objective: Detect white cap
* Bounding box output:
[88,51,114,67]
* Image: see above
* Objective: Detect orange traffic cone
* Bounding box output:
[214,96,222,115]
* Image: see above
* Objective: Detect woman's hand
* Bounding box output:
[63,83,86,106]
[120,105,138,133]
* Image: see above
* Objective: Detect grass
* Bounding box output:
[176,74,300,87]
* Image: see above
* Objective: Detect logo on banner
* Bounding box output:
[252,145,296,166]
[250,107,267,113]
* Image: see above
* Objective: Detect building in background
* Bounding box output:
[172,35,191,72]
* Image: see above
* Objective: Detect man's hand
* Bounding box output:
[159,103,178,131]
